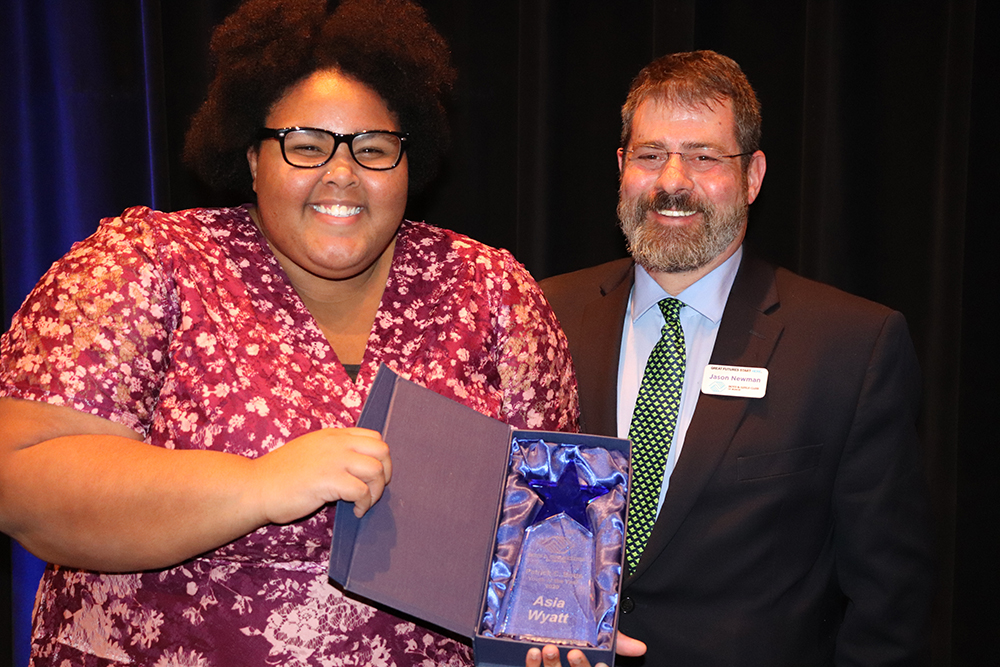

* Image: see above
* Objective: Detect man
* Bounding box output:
[539,51,933,666]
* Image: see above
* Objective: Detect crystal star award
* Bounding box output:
[496,459,609,646]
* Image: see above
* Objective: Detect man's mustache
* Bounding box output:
[636,190,705,216]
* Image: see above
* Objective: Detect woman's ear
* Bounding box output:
[247,146,259,193]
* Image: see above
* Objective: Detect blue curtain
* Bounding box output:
[0,0,167,663]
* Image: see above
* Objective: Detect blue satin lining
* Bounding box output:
[480,438,628,647]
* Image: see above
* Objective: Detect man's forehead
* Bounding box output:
[631,95,739,146]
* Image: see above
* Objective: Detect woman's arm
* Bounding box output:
[492,251,580,432]
[0,397,390,572]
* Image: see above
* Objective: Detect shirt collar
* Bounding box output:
[631,245,743,324]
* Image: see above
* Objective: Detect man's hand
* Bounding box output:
[524,632,647,667]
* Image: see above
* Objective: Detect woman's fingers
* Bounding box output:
[253,427,391,524]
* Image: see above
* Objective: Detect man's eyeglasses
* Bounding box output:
[257,127,409,170]
[624,147,751,174]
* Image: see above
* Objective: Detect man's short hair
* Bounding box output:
[620,50,761,157]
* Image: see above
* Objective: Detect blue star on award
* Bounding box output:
[497,454,612,646]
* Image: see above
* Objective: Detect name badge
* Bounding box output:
[701,364,768,398]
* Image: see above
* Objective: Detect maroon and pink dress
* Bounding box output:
[0,205,579,667]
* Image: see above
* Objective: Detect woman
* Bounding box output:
[0,0,577,665]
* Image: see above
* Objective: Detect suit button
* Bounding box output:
[621,596,635,614]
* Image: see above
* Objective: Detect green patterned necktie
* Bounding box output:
[626,297,686,574]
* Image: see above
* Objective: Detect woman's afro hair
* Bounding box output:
[183,0,456,196]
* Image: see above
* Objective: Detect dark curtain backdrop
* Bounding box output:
[1,1,994,665]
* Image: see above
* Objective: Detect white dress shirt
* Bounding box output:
[617,247,742,513]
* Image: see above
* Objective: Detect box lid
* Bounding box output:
[329,365,513,636]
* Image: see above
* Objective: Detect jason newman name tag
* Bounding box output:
[701,364,768,398]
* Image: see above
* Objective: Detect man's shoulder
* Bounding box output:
[765,262,898,323]
[539,258,634,310]
[732,257,913,362]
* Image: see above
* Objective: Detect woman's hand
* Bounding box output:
[252,427,391,523]
[524,632,647,667]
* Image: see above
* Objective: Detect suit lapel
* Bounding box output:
[629,254,785,582]
[575,260,634,437]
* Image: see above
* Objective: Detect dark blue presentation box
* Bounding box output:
[328,365,631,667]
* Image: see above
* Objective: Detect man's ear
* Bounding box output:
[617,147,625,175]
[745,150,766,204]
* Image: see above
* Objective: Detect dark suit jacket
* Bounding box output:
[540,253,933,667]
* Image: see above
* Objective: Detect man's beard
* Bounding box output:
[617,188,747,274]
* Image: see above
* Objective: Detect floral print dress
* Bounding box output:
[0,206,579,667]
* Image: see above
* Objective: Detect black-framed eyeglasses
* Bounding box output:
[624,147,752,174]
[257,127,409,170]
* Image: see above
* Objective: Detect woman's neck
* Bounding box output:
[294,242,395,366]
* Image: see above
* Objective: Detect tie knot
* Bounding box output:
[657,297,683,322]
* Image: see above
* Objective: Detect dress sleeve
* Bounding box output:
[491,251,580,433]
[0,211,176,434]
